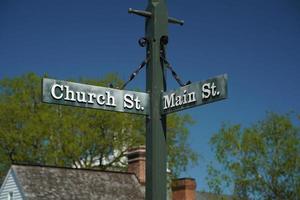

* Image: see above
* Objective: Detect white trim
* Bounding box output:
[126,149,146,155]
[0,168,12,194]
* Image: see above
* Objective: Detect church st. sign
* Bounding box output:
[162,74,228,114]
[42,78,149,115]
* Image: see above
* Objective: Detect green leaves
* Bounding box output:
[167,113,198,177]
[206,113,300,199]
[0,73,198,181]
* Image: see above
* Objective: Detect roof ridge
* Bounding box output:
[12,163,135,176]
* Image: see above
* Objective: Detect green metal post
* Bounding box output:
[129,0,183,199]
[145,0,168,200]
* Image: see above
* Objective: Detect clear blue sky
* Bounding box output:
[1,0,300,192]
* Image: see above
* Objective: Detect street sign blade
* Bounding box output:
[162,74,228,114]
[42,78,149,115]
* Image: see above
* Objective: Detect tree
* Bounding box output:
[206,113,300,199]
[0,73,198,181]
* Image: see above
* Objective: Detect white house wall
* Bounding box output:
[0,170,23,200]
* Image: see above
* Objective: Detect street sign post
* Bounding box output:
[42,1,228,200]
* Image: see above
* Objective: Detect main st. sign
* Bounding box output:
[162,74,227,114]
[42,1,228,200]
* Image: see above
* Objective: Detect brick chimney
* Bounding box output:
[172,178,196,200]
[127,146,146,185]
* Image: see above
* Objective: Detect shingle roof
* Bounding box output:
[11,164,145,200]
[196,191,233,200]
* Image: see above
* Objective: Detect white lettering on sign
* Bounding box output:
[161,74,227,114]
[163,90,196,110]
[51,84,117,107]
[124,94,134,109]
[87,93,96,104]
[43,78,149,115]
[124,94,144,111]
[51,84,64,100]
[202,82,220,99]
[49,83,147,110]
[163,82,222,110]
